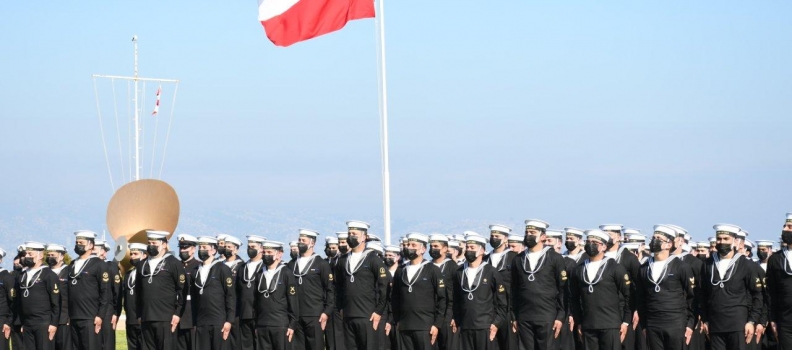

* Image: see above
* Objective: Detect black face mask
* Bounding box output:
[716,243,733,256]
[524,235,538,249]
[649,239,664,253]
[429,249,442,260]
[74,244,87,256]
[46,257,58,267]
[198,250,210,261]
[405,249,419,261]
[384,258,396,267]
[130,258,141,266]
[782,231,792,245]
[247,248,258,259]
[223,250,234,259]
[490,238,502,249]
[339,245,349,254]
[697,255,707,263]
[217,245,227,256]
[446,252,453,260]
[22,257,35,268]
[262,254,275,266]
[464,251,478,263]
[565,241,577,251]
[290,251,298,260]
[325,248,337,258]
[347,236,360,249]
[147,245,160,257]
[584,242,600,257]
[179,251,191,261]
[13,265,22,272]
[297,243,309,256]
[757,251,768,261]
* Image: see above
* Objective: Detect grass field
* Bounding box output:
[115,330,127,350]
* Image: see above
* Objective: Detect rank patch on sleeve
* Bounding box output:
[226,277,233,287]
[114,275,121,284]
[102,272,110,282]
[328,273,334,282]
[498,284,505,293]
[289,286,296,295]
[179,274,186,284]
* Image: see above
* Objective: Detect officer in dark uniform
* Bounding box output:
[327,233,347,350]
[334,220,388,350]
[767,213,792,349]
[512,219,568,350]
[16,242,60,350]
[700,224,762,350]
[121,243,147,350]
[563,227,588,350]
[451,233,507,350]
[237,235,266,350]
[68,230,110,350]
[383,245,401,350]
[291,229,335,350]
[176,234,201,350]
[668,224,705,350]
[601,224,642,350]
[45,244,71,350]
[755,239,776,350]
[0,247,16,350]
[220,235,243,350]
[10,246,26,350]
[484,224,517,350]
[254,240,299,350]
[135,230,188,350]
[427,234,456,350]
[570,229,631,350]
[93,239,120,350]
[192,236,235,350]
[391,233,447,350]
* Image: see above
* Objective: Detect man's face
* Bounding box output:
[46,251,63,265]
[348,229,366,246]
[759,246,772,258]
[248,242,263,258]
[545,237,559,247]
[607,231,621,245]
[508,241,523,253]
[697,247,709,256]
[785,222,792,231]
[93,245,106,259]
[199,244,217,256]
[406,241,426,258]
[338,240,348,249]
[263,248,282,263]
[586,238,606,255]
[147,239,165,256]
[465,244,483,258]
[25,250,41,264]
[224,243,238,256]
[716,234,734,246]
[566,236,580,247]
[298,236,314,252]
[130,250,145,260]
[429,242,447,257]
[385,252,399,261]
[290,246,298,255]
[490,232,507,246]
[179,245,196,258]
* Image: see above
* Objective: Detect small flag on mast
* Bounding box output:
[152,86,161,116]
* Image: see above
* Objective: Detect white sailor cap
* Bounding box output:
[623,243,641,250]
[665,224,687,238]
[453,234,466,242]
[508,234,525,242]
[0,248,5,258]
[682,244,691,253]
[45,244,66,253]
[247,235,267,244]
[337,232,349,240]
[625,234,647,243]
[298,229,320,238]
[696,242,709,248]
[545,229,563,238]
[95,239,108,248]
[787,213,792,222]
[346,220,370,231]
[262,240,284,249]
[23,241,46,251]
[465,234,488,246]
[224,236,242,247]
[197,236,218,245]
[756,240,774,247]
[713,223,742,237]
[177,234,198,245]
[367,242,384,254]
[289,241,298,248]
[524,219,550,231]
[448,239,461,248]
[216,234,228,241]
[428,234,449,243]
[385,245,401,254]
[585,229,611,244]
[146,230,169,241]
[129,243,148,252]
[623,228,641,236]
[564,227,585,238]
[745,240,755,249]
[708,237,717,243]
[599,224,624,233]
[325,237,339,245]
[74,230,97,240]
[406,232,429,245]
[367,234,382,242]
[489,224,512,235]
[684,234,692,242]
[653,225,677,240]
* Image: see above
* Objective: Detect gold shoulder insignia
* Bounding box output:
[498,284,505,293]
[114,275,121,284]
[756,277,761,284]
[438,279,445,288]
[328,273,334,282]
[379,267,386,277]
[179,274,186,284]
[561,270,568,281]
[689,277,695,287]
[102,272,109,282]
[226,277,233,287]
[9,288,15,298]
[53,283,59,294]
[624,274,629,281]
[289,286,296,295]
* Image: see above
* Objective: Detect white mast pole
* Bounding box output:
[378,0,392,245]
[133,35,140,181]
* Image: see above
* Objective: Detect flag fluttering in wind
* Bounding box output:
[152,86,161,116]
[258,0,375,47]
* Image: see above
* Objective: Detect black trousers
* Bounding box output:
[101,315,115,350]
[622,324,635,350]
[196,324,228,350]
[436,318,455,350]
[240,319,257,350]
[71,319,101,350]
[177,326,196,350]
[344,317,378,350]
[517,320,555,350]
[459,329,495,350]
[126,324,143,350]
[646,326,685,350]
[24,325,53,350]
[141,321,176,350]
[760,324,777,350]
[495,321,517,350]
[635,324,647,350]
[709,331,745,350]
[54,324,71,350]
[398,330,433,350]
[12,325,25,350]
[686,323,702,350]
[327,310,346,350]
[256,326,291,350]
[294,317,324,350]
[386,323,399,350]
[228,318,239,350]
[583,328,621,350]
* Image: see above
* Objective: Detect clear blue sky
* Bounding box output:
[1,1,790,245]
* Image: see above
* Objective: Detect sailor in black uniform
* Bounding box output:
[334,220,388,350]
[700,224,762,350]
[383,245,401,350]
[292,229,335,350]
[325,236,340,265]
[254,240,299,350]
[601,224,642,350]
[121,243,147,350]
[176,234,201,350]
[289,242,300,264]
[767,213,792,350]
[45,244,71,350]
[237,235,266,350]
[563,227,588,350]
[219,235,242,349]
[508,233,525,254]
[448,238,464,266]
[545,229,565,255]
[484,223,517,350]
[68,230,109,350]
[624,230,648,265]
[570,229,631,350]
[326,234,346,350]
[755,240,775,350]
[668,224,705,350]
[451,233,507,350]
[695,242,710,260]
[10,246,25,350]
[635,225,695,350]
[16,241,60,350]
[427,234,456,350]
[391,233,446,350]
[191,236,235,350]
[215,235,228,263]
[93,239,120,350]
[0,247,15,350]
[135,230,188,350]
[363,241,389,347]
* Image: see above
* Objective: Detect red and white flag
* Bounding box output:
[258,0,375,47]
[152,86,161,116]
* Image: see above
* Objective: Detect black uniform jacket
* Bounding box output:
[511,247,567,323]
[191,261,236,326]
[106,261,122,318]
[292,254,335,317]
[635,256,695,329]
[570,258,631,330]
[67,256,110,321]
[236,260,264,320]
[334,250,388,318]
[254,264,299,329]
[135,254,188,322]
[765,250,792,324]
[451,263,507,330]
[16,267,60,327]
[700,254,762,333]
[53,265,70,325]
[122,268,140,325]
[180,258,202,328]
[391,261,447,331]
[0,270,15,327]
[435,259,456,324]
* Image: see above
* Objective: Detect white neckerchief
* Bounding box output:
[297,255,313,272]
[293,254,319,285]
[711,253,738,288]
[782,248,792,275]
[461,261,486,300]
[761,262,767,272]
[433,258,452,272]
[583,257,612,293]
[51,264,66,275]
[489,250,507,268]
[21,266,47,298]
[648,256,676,292]
[567,251,583,263]
[70,255,96,283]
[142,253,171,283]
[244,260,263,285]
[224,258,242,269]
[195,260,223,295]
[127,268,137,295]
[403,261,429,293]
[345,250,372,283]
[349,251,365,272]
[258,264,285,298]
[522,247,552,282]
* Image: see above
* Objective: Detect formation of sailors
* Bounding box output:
[4,213,792,350]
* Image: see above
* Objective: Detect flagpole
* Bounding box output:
[378,0,392,246]
[133,35,140,181]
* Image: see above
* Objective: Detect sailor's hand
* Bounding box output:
[701,322,709,336]
[111,315,118,330]
[576,325,583,342]
[756,324,765,344]
[685,327,693,345]
[553,320,562,339]
[512,321,518,333]
[2,324,9,339]
[620,323,628,343]
[430,326,438,345]
[489,324,498,341]
[286,328,294,342]
[222,322,231,340]
[745,322,755,344]
[319,313,328,331]
[569,316,574,332]
[171,315,180,333]
[94,317,102,334]
[772,322,778,339]
[385,323,391,336]
[48,325,56,341]
[450,320,457,334]
[632,311,639,330]
[370,313,381,330]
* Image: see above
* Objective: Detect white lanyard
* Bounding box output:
[647,256,676,293]
[21,267,46,298]
[142,254,171,284]
[242,261,262,288]
[583,258,612,293]
[402,261,429,293]
[293,255,318,285]
[194,260,223,295]
[434,259,452,273]
[711,253,738,288]
[127,269,137,295]
[460,262,486,300]
[257,265,285,298]
[521,247,551,282]
[782,248,792,276]
[69,256,95,285]
[345,251,371,283]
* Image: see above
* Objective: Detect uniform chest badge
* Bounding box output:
[561,270,568,281]
[226,277,233,287]
[114,275,121,284]
[289,286,296,295]
[179,274,186,284]
[102,272,110,282]
[9,288,15,299]
[328,274,334,282]
[498,284,505,293]
[53,284,59,294]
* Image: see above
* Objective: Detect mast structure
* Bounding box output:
[378,0,392,245]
